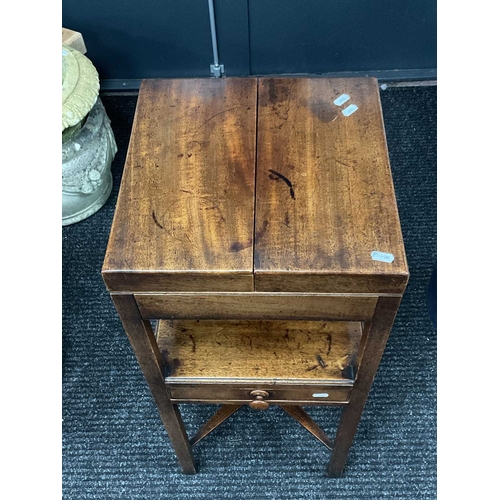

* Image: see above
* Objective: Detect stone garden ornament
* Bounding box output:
[62,45,117,225]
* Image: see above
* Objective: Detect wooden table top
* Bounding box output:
[103,77,408,294]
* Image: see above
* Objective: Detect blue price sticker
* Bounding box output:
[371,251,394,263]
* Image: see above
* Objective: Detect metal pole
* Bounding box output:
[208,0,224,77]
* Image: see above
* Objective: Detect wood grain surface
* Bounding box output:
[157,319,362,383]
[102,78,257,292]
[135,292,377,321]
[254,77,409,293]
[167,384,351,404]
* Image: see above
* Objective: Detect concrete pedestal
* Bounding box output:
[62,98,117,225]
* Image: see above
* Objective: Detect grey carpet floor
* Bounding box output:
[62,85,437,499]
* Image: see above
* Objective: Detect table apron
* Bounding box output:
[134,292,379,321]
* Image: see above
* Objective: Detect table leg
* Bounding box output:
[112,294,197,474]
[327,296,402,477]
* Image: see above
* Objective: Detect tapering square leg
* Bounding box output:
[328,296,402,477]
[112,294,196,474]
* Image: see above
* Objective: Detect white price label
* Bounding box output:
[371,251,394,263]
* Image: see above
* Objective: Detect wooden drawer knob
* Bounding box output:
[249,390,269,410]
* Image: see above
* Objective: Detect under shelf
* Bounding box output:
[156,319,362,386]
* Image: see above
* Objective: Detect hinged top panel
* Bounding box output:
[254,78,408,293]
[102,79,257,292]
[103,77,408,294]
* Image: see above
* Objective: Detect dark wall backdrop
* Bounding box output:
[248,0,437,75]
[62,0,436,82]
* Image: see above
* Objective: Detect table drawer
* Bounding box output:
[167,384,351,405]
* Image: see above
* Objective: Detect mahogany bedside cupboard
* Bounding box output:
[102,77,409,477]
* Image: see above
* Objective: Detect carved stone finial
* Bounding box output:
[62,45,99,132]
